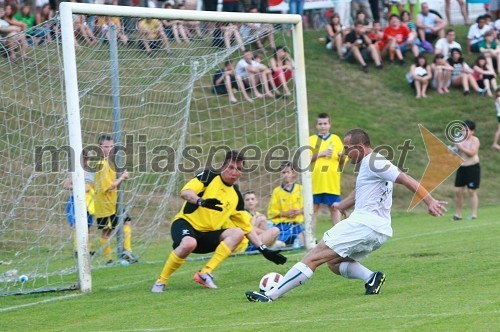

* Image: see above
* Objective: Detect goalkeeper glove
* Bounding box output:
[258,245,287,265]
[197,198,223,211]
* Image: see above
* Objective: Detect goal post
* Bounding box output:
[0,2,314,295]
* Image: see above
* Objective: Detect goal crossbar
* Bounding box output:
[61,3,303,24]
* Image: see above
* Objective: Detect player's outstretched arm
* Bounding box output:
[332,189,355,216]
[246,229,287,265]
[395,173,447,217]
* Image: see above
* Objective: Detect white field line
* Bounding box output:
[390,221,498,242]
[116,309,500,331]
[0,293,83,313]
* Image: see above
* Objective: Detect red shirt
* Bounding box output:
[382,25,411,46]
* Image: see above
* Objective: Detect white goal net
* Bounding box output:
[0,3,312,294]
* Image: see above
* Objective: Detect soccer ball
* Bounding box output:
[259,272,283,292]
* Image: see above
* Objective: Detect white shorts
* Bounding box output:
[323,218,389,261]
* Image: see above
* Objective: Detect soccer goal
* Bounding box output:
[0,2,313,295]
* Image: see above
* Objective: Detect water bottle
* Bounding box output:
[293,238,301,250]
[326,142,333,159]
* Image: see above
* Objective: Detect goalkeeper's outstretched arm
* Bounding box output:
[246,230,287,265]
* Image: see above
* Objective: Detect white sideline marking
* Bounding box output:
[116,309,500,331]
[0,293,83,313]
[391,221,498,242]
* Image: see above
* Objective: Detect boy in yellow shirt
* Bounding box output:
[309,113,346,234]
[267,162,304,247]
[94,134,136,266]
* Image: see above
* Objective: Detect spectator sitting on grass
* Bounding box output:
[235,50,275,99]
[240,6,276,51]
[213,60,253,103]
[478,30,500,75]
[14,4,50,45]
[138,17,170,57]
[325,13,347,60]
[472,54,497,97]
[354,10,372,33]
[416,2,446,44]
[162,1,190,44]
[434,28,461,61]
[431,53,454,94]
[0,7,27,62]
[368,21,384,59]
[408,54,432,99]
[447,48,486,96]
[344,20,383,73]
[468,15,491,54]
[269,46,293,97]
[381,14,418,65]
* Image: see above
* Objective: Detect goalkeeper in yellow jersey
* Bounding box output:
[152,150,287,292]
[93,134,137,266]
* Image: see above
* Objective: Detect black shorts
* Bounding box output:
[455,163,480,189]
[213,75,238,95]
[345,47,371,64]
[96,214,131,230]
[171,218,225,254]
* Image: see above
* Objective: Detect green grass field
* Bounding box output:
[1,206,499,331]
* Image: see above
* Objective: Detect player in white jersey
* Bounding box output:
[246,128,447,302]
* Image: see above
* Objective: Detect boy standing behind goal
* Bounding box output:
[94,134,137,265]
[309,113,346,234]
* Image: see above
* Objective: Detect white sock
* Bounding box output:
[339,261,373,283]
[266,262,313,300]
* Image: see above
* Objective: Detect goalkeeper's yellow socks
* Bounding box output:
[200,241,231,274]
[123,224,132,251]
[157,251,185,284]
[100,237,113,261]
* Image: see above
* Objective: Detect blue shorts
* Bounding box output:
[313,193,341,206]
[397,41,410,53]
[246,242,258,252]
[276,222,304,245]
[66,196,93,227]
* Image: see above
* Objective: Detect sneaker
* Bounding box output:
[245,291,273,302]
[399,59,406,66]
[193,271,218,289]
[121,250,138,263]
[105,259,114,267]
[478,89,486,96]
[463,90,470,96]
[151,282,165,293]
[362,65,369,73]
[452,215,462,221]
[365,271,386,295]
[466,216,477,220]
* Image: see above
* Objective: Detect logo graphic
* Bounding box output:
[409,123,464,210]
[182,229,190,236]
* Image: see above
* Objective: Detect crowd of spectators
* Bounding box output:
[2,0,499,101]
[323,2,500,98]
